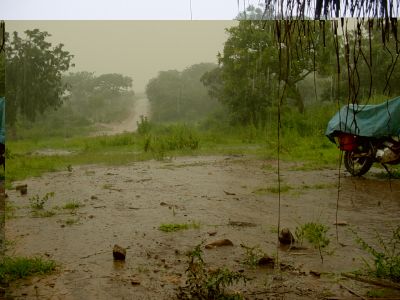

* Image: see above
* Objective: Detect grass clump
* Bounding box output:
[253,184,292,195]
[65,218,79,226]
[0,256,56,283]
[295,222,330,263]
[354,226,400,282]
[32,210,56,218]
[29,192,55,210]
[159,222,200,232]
[177,244,247,300]
[5,201,18,219]
[63,200,82,210]
[366,289,388,298]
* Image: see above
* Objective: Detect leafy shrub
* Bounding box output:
[241,244,266,268]
[295,222,330,263]
[177,244,247,300]
[143,124,200,160]
[354,226,400,282]
[137,115,152,135]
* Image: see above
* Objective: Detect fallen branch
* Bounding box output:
[339,282,367,300]
[341,273,400,290]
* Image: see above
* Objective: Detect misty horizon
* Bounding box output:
[7,21,237,93]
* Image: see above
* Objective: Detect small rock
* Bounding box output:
[93,205,106,209]
[90,195,98,200]
[15,184,27,191]
[258,255,275,268]
[20,186,28,195]
[205,239,234,249]
[223,190,236,195]
[113,244,126,261]
[88,215,94,219]
[131,279,140,286]
[309,270,321,277]
[279,228,295,245]
[207,231,217,236]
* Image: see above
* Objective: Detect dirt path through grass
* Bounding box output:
[5,156,400,299]
[92,97,150,136]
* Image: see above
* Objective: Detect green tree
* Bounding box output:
[5,29,74,131]
[62,71,134,123]
[146,63,218,123]
[202,20,336,126]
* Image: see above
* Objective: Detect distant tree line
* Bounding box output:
[62,71,134,124]
[145,63,220,123]
[4,28,135,137]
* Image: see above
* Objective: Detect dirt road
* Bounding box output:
[93,98,150,136]
[6,156,400,299]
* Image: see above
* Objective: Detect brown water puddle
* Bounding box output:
[5,156,400,299]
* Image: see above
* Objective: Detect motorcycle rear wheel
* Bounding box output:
[344,150,374,176]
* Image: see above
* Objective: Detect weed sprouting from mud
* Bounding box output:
[0,256,56,283]
[177,244,247,300]
[295,222,330,263]
[159,222,200,232]
[32,210,56,218]
[353,226,400,282]
[29,192,55,210]
[63,200,83,210]
[65,218,79,226]
[240,244,266,268]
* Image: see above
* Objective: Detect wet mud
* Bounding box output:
[5,156,400,299]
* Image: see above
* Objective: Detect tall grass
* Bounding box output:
[6,102,341,186]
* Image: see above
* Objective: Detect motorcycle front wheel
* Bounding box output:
[343,151,374,176]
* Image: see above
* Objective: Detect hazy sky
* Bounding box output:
[2,0,262,20]
[7,21,237,92]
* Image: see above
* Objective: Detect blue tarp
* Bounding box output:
[326,96,400,142]
[0,97,4,144]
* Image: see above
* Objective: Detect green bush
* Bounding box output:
[177,244,247,299]
[355,226,400,282]
[295,222,330,263]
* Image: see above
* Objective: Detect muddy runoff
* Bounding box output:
[6,156,400,299]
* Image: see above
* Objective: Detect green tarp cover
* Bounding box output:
[325,96,400,142]
[0,97,4,144]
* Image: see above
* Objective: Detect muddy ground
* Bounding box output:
[5,155,400,299]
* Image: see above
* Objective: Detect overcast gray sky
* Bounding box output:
[7,21,237,93]
[2,0,262,20]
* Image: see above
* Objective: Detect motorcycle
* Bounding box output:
[326,97,400,176]
[335,133,400,176]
